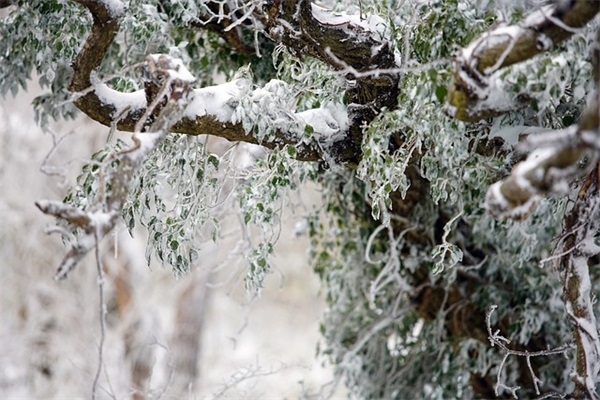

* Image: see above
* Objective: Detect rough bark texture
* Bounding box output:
[561,164,600,400]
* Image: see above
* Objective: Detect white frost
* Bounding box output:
[94,84,146,116]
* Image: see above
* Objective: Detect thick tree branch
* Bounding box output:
[485,26,600,220]
[559,164,600,399]
[264,0,400,164]
[449,0,599,122]
[67,0,406,167]
[68,0,336,163]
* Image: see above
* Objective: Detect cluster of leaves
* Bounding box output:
[122,134,225,276]
[232,70,305,143]
[0,1,90,123]
[356,111,416,224]
[498,28,596,129]
[272,45,346,111]
[304,1,597,398]
[237,146,318,290]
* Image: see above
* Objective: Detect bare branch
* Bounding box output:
[486,305,573,398]
[0,0,14,8]
[91,228,107,400]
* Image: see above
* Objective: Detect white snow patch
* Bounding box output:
[513,147,557,189]
[135,131,164,159]
[523,5,555,27]
[296,103,348,142]
[579,236,600,258]
[89,211,116,230]
[485,180,540,219]
[310,3,388,37]
[101,0,126,18]
[94,84,146,116]
[184,79,247,122]
[570,254,600,393]
[489,124,548,146]
[147,54,196,83]
[461,25,523,74]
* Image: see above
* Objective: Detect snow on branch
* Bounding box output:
[485,25,599,220]
[38,54,194,279]
[449,0,599,122]
[556,164,600,399]
[485,87,598,220]
[66,0,332,162]
[67,0,403,166]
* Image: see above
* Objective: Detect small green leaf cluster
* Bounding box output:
[273,45,346,111]
[356,110,416,224]
[234,76,305,143]
[123,134,223,276]
[0,1,88,122]
[407,0,492,63]
[238,146,318,291]
[499,28,596,129]
[63,139,129,210]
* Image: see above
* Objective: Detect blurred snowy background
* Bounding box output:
[0,81,345,399]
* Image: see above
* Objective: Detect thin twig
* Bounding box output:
[92,227,107,399]
[486,305,573,398]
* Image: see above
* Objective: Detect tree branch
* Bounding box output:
[264,0,400,164]
[485,25,600,220]
[67,0,405,166]
[559,164,600,400]
[485,305,573,398]
[39,52,195,279]
[449,0,600,122]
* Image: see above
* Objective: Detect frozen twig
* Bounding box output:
[486,305,573,398]
[91,228,106,400]
[212,360,291,399]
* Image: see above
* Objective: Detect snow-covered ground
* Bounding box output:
[0,82,345,399]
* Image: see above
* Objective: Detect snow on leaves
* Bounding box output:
[38,53,194,278]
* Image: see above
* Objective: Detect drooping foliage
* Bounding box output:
[1,0,598,398]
